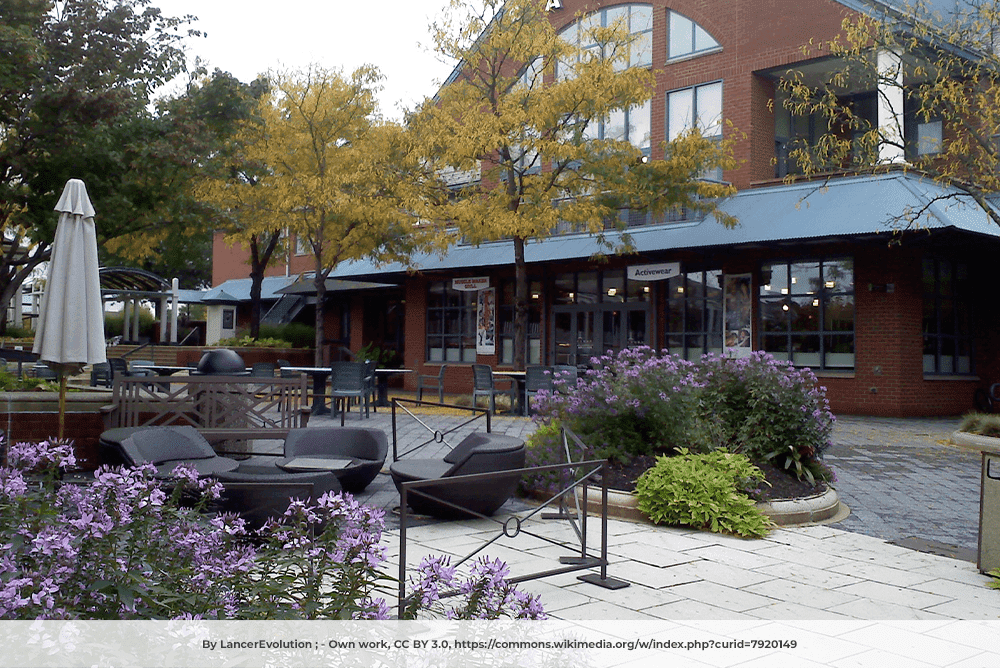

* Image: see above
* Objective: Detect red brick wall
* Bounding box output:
[553,0,853,188]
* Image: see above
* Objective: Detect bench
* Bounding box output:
[101,374,311,454]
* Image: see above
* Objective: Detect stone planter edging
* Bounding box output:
[950,430,1000,455]
[567,484,846,527]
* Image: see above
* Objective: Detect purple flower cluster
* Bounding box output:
[405,555,546,620]
[526,347,837,483]
[1,438,546,620]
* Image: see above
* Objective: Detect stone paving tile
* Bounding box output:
[661,581,780,614]
[743,579,862,610]
[640,599,757,620]
[658,560,777,590]
[741,602,857,621]
[836,623,986,666]
[752,563,865,590]
[825,598,951,620]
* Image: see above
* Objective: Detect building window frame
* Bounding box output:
[426,281,478,363]
[759,258,855,370]
[923,258,974,375]
[664,267,724,361]
[555,3,653,80]
[667,10,721,61]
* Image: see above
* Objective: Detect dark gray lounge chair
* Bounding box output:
[389,432,526,518]
[117,426,240,478]
[282,427,388,494]
[114,425,341,529]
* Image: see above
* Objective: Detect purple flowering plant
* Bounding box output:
[402,555,546,620]
[0,440,545,620]
[529,348,835,484]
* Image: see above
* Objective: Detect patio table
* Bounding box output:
[373,368,413,407]
[493,370,527,415]
[282,366,335,416]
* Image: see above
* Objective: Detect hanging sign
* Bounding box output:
[476,288,496,355]
[628,262,681,282]
[453,277,490,292]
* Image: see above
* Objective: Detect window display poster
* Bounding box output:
[477,288,496,355]
[724,274,752,358]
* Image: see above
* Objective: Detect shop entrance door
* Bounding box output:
[552,304,651,366]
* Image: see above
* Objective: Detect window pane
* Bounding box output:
[606,108,627,142]
[760,298,788,333]
[826,295,855,331]
[825,335,855,368]
[694,24,720,51]
[761,263,788,296]
[632,31,652,68]
[554,273,575,304]
[577,272,599,304]
[696,82,723,137]
[667,88,694,140]
[630,99,652,149]
[631,5,653,32]
[824,258,854,292]
[686,271,707,299]
[669,12,694,58]
[790,296,820,332]
[790,261,821,294]
[603,269,625,302]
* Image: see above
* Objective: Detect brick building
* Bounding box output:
[212,0,1000,416]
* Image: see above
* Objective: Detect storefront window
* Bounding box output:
[498,279,542,365]
[426,281,477,362]
[759,258,854,369]
[664,269,723,360]
[923,258,973,374]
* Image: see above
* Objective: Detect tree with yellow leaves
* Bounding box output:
[776,0,1000,227]
[249,65,424,362]
[410,0,737,369]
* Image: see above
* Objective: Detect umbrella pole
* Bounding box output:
[58,373,67,441]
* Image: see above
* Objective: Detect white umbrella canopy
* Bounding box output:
[32,179,107,439]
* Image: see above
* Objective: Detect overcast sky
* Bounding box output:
[154,0,459,119]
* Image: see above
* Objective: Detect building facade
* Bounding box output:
[212,0,1000,416]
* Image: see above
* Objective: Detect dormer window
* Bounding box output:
[667,10,721,60]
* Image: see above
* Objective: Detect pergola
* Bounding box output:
[98,267,183,344]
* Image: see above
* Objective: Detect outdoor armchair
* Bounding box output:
[282,426,388,494]
[116,426,240,478]
[524,365,554,415]
[416,364,447,403]
[329,361,370,426]
[471,364,515,415]
[389,432,526,518]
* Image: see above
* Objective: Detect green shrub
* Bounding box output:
[216,335,292,348]
[519,421,571,497]
[259,323,315,349]
[960,413,1000,438]
[104,311,155,339]
[634,449,775,538]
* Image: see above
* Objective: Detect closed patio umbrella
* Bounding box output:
[32,179,107,440]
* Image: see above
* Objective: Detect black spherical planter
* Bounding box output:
[196,349,248,375]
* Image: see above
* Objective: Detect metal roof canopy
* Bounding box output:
[324,172,1000,280]
[99,266,171,299]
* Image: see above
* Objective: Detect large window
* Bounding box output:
[664,269,723,361]
[759,259,855,369]
[666,81,724,181]
[923,258,973,375]
[556,4,653,80]
[583,99,652,153]
[667,10,721,60]
[426,281,477,362]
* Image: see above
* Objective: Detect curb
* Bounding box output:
[571,485,846,527]
[950,430,1000,455]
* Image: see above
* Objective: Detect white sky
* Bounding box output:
[153,0,458,119]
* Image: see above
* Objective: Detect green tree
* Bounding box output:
[0,0,214,332]
[247,65,425,363]
[192,70,283,337]
[410,0,737,369]
[776,0,1000,227]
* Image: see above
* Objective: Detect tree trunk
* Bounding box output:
[247,231,282,340]
[513,236,527,370]
[313,257,326,367]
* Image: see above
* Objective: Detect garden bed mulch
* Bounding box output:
[598,455,824,502]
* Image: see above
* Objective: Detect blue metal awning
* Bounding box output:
[328,172,1000,280]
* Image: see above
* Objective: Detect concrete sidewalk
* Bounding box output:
[307,406,1000,624]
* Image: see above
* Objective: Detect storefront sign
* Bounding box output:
[628,262,681,281]
[724,274,752,358]
[453,277,490,292]
[476,288,496,355]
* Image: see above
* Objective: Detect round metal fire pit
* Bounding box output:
[196,349,248,375]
